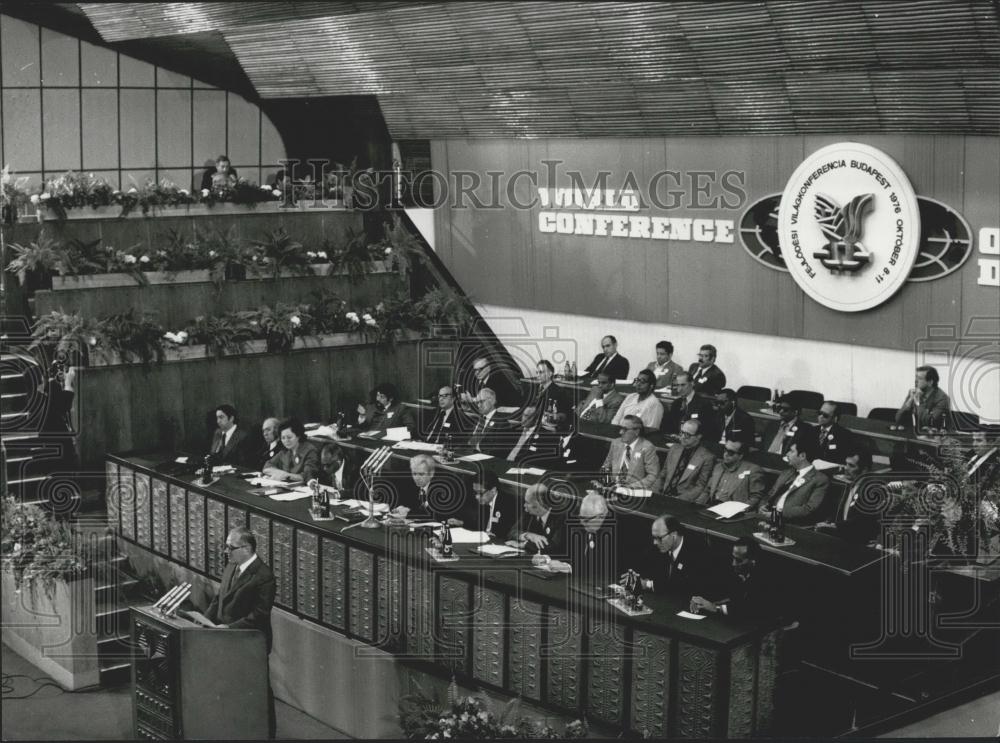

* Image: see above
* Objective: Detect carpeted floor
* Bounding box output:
[1,643,348,740]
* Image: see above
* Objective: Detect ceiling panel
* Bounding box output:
[70,0,1000,138]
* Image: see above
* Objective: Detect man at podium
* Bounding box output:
[198,526,277,737]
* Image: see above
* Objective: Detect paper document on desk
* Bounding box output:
[382,427,412,441]
[613,485,653,498]
[449,528,490,544]
[477,544,522,557]
[676,611,707,620]
[358,431,383,439]
[339,499,389,513]
[305,425,337,439]
[458,453,492,462]
[705,501,750,519]
[174,456,189,464]
[393,440,441,452]
[250,477,291,488]
[506,467,546,476]
[268,491,313,502]
[812,458,839,471]
[496,406,519,414]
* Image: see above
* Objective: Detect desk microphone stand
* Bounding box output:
[359,446,392,528]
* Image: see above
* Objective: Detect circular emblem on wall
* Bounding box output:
[740,194,973,283]
[777,142,921,312]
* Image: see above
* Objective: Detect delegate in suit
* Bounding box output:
[652,419,717,503]
[600,415,660,489]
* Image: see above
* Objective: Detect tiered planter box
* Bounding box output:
[1,565,99,690]
[36,202,354,221]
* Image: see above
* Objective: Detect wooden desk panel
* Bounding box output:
[109,452,782,737]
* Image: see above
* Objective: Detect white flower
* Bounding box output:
[261,184,271,191]
[250,320,259,326]
[177,331,188,342]
[362,313,373,321]
[123,254,137,264]
[113,189,121,195]
[272,189,282,197]
[30,194,40,205]
[208,250,217,258]
[345,312,359,322]
[88,336,97,346]
[139,255,150,264]
[40,192,51,201]
[306,251,317,259]
[317,251,327,260]
[128,187,138,194]
[179,188,189,196]
[157,250,167,256]
[163,332,178,343]
[384,247,392,255]
[365,318,377,327]
[290,315,301,327]
[201,188,210,197]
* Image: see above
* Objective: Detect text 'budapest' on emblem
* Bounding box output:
[740,194,975,284]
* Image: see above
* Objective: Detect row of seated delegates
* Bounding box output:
[209,404,285,470]
[199,154,238,191]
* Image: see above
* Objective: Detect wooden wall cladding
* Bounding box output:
[76,340,428,466]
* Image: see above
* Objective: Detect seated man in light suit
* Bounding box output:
[760,434,829,526]
[895,364,951,431]
[599,415,660,489]
[704,438,765,509]
[647,340,684,390]
[611,369,664,430]
[575,371,625,424]
[652,419,716,503]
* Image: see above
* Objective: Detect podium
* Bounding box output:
[131,606,268,740]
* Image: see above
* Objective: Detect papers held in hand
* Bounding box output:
[705,501,751,519]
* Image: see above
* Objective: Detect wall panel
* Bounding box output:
[40,27,79,86]
[81,89,119,169]
[80,39,116,87]
[2,89,42,170]
[41,89,81,171]
[1,16,39,87]
[156,89,192,167]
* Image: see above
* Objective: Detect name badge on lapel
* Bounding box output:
[691,413,699,418]
[829,444,837,450]
[738,470,750,480]
[386,411,395,419]
[443,422,451,428]
[686,463,696,470]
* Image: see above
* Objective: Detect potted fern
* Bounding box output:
[92,310,165,367]
[30,310,103,367]
[247,227,311,279]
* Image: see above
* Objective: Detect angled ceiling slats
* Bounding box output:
[71,0,1000,138]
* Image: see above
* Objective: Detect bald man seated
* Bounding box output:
[569,492,622,590]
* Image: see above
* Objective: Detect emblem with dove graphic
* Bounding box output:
[812,193,874,272]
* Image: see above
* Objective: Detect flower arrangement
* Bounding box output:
[900,442,1000,561]
[27,171,282,219]
[398,679,586,740]
[1,496,89,598]
[249,227,310,279]
[2,164,30,222]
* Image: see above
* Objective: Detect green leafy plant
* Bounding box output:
[2,496,89,599]
[330,226,376,284]
[180,314,255,358]
[30,310,103,364]
[96,310,165,367]
[200,178,280,208]
[2,164,30,221]
[30,171,117,219]
[308,289,353,334]
[247,303,312,353]
[5,233,62,287]
[375,216,426,281]
[412,286,473,334]
[249,227,309,279]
